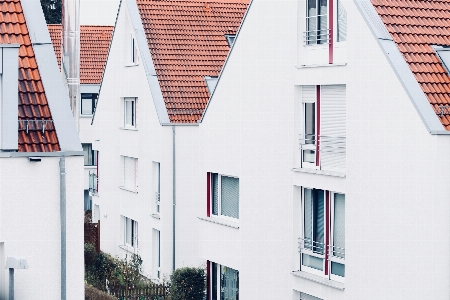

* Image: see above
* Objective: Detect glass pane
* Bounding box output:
[318,0,328,44]
[337,0,347,42]
[333,193,345,258]
[220,176,239,218]
[304,188,313,250]
[212,173,219,215]
[302,254,323,271]
[220,265,239,300]
[303,150,315,163]
[125,100,134,126]
[331,262,345,277]
[313,189,324,254]
[212,262,217,300]
[81,97,93,115]
[304,103,315,144]
[82,144,92,166]
[126,218,132,245]
[307,0,317,44]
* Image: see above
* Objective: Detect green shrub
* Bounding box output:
[85,283,116,300]
[84,243,96,267]
[170,267,205,300]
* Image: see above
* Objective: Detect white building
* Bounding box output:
[94,0,450,299]
[92,0,249,280]
[48,24,114,213]
[0,0,84,299]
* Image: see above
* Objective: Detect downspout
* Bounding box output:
[62,0,81,132]
[172,126,176,271]
[59,157,67,300]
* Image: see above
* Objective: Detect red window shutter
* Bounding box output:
[316,85,321,167]
[207,172,211,217]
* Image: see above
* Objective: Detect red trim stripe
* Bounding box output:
[325,190,330,275]
[315,85,320,167]
[329,0,334,64]
[207,172,211,217]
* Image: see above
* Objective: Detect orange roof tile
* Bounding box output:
[371,0,450,130]
[1,0,59,152]
[48,24,113,84]
[136,0,249,123]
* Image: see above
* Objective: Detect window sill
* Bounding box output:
[79,114,93,118]
[151,213,160,220]
[197,216,239,229]
[125,63,139,67]
[296,63,347,68]
[291,167,346,178]
[291,270,345,290]
[119,127,138,131]
[119,244,138,254]
[84,165,97,169]
[119,186,138,193]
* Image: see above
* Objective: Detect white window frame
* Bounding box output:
[80,93,97,116]
[154,162,161,214]
[153,229,161,279]
[123,216,138,250]
[124,97,136,128]
[302,89,318,170]
[305,0,329,46]
[122,156,138,192]
[210,173,239,221]
[130,34,138,64]
[300,187,345,283]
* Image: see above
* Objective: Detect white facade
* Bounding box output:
[93,0,450,299]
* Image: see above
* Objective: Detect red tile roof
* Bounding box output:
[48,25,114,84]
[0,0,60,152]
[371,0,450,130]
[136,0,249,123]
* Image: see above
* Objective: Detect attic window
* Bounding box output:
[225,34,236,47]
[205,76,218,95]
[433,45,450,75]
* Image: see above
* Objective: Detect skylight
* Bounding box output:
[225,34,236,47]
[433,45,450,75]
[205,76,218,95]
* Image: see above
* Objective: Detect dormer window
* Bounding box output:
[205,76,218,95]
[433,45,450,75]
[225,34,236,47]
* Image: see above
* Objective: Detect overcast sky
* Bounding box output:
[80,0,121,25]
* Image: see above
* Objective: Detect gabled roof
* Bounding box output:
[48,25,114,85]
[1,0,60,152]
[135,0,250,123]
[371,0,450,130]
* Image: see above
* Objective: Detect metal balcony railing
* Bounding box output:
[89,171,98,194]
[155,191,160,213]
[298,237,345,259]
[299,134,346,154]
[303,28,330,45]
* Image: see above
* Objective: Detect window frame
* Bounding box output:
[300,187,345,283]
[305,0,329,46]
[82,143,97,166]
[123,216,138,250]
[123,156,138,192]
[209,173,240,221]
[301,86,319,170]
[124,97,137,128]
[208,261,239,300]
[80,93,97,116]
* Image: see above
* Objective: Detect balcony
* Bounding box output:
[89,171,98,194]
[299,134,346,173]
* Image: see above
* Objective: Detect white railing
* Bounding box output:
[299,134,346,154]
[298,237,345,259]
[155,192,160,213]
[303,28,330,45]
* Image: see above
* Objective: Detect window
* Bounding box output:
[337,0,347,42]
[122,216,138,249]
[225,34,236,47]
[123,156,138,192]
[82,143,98,166]
[154,162,161,214]
[208,173,239,219]
[300,85,346,172]
[130,34,138,64]
[205,76,218,95]
[208,261,239,300]
[124,97,136,128]
[152,229,161,279]
[305,0,347,45]
[300,188,345,282]
[81,93,97,115]
[306,0,328,45]
[299,291,323,300]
